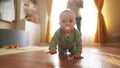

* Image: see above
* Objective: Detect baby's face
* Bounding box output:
[59,12,76,32]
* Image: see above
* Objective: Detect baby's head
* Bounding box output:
[59,10,76,32]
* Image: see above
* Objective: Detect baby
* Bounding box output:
[48,10,83,59]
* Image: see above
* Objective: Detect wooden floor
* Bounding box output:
[0,46,120,68]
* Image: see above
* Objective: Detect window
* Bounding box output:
[0,0,15,22]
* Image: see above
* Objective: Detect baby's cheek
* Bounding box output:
[71,23,75,27]
[60,26,65,30]
[60,24,65,28]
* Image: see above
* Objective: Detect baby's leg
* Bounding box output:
[68,46,76,55]
[58,46,67,55]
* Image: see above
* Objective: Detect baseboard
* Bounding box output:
[101,43,120,47]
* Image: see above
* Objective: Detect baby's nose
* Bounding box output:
[65,21,70,25]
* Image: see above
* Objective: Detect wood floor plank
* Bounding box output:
[0,46,120,68]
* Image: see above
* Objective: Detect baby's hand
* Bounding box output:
[73,55,84,60]
[47,50,57,55]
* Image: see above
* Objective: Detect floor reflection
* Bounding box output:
[48,47,120,68]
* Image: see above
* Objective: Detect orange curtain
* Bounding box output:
[46,0,53,43]
[94,0,110,43]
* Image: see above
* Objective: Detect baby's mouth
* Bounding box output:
[64,26,71,30]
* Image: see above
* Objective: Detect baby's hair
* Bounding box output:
[59,10,75,19]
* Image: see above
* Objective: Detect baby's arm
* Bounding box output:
[67,0,73,9]
[73,30,83,59]
[48,31,59,55]
[75,0,84,8]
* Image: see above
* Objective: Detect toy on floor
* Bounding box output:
[3,45,19,49]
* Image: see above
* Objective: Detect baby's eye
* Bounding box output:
[69,20,73,23]
[62,20,66,23]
